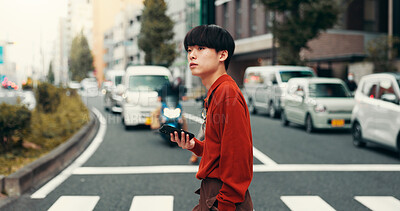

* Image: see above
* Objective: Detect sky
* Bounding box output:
[0,0,67,76]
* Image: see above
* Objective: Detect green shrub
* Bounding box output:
[35,82,61,113]
[0,104,31,152]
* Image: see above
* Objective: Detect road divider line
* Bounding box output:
[184,113,278,166]
[73,165,199,175]
[31,107,107,199]
[130,195,174,211]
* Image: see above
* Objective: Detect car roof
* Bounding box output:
[125,65,171,76]
[245,65,313,74]
[105,69,125,77]
[288,77,344,84]
[361,72,400,81]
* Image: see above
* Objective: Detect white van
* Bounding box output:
[103,69,125,112]
[243,65,315,118]
[121,65,172,128]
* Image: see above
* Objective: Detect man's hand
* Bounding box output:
[170,131,195,150]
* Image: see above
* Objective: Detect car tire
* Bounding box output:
[281,110,289,126]
[249,100,257,115]
[352,122,366,147]
[268,103,277,118]
[305,114,314,133]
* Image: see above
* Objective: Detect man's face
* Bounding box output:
[187,45,221,77]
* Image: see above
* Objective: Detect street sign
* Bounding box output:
[0,46,3,64]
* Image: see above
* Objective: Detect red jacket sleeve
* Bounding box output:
[189,137,204,156]
[214,97,253,210]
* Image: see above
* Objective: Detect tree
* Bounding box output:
[138,0,176,67]
[366,36,400,73]
[47,61,55,84]
[69,32,94,81]
[261,0,340,65]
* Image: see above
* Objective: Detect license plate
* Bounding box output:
[331,119,344,127]
[145,117,151,125]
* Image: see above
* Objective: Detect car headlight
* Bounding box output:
[314,104,326,113]
[163,108,181,118]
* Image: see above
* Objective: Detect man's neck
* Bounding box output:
[201,66,227,90]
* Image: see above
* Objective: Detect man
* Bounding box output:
[170,25,253,210]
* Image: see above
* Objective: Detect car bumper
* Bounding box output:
[312,113,352,129]
[123,105,156,126]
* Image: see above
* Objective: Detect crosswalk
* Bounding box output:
[46,195,400,211]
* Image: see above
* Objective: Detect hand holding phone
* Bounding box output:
[159,124,195,140]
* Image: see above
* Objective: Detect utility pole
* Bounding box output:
[388,0,393,60]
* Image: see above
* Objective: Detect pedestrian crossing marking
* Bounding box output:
[47,196,100,211]
[281,196,336,211]
[355,196,400,211]
[129,195,174,211]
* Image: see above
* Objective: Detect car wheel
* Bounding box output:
[352,122,366,147]
[281,110,289,126]
[305,114,314,133]
[268,103,276,118]
[248,100,257,114]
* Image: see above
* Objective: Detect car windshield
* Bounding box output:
[129,75,169,91]
[280,71,314,82]
[309,83,351,98]
[397,79,400,90]
[115,76,123,86]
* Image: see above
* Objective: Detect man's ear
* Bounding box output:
[219,50,228,62]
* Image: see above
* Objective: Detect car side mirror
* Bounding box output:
[381,93,399,104]
[295,90,305,98]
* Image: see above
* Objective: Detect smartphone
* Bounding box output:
[159,124,195,140]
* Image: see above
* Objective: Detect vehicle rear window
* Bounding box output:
[244,72,264,84]
[309,83,351,98]
[279,71,314,82]
[129,75,169,91]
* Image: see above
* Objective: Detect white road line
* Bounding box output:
[355,196,400,211]
[72,164,400,175]
[31,107,107,199]
[184,113,278,166]
[281,196,336,211]
[73,165,199,175]
[47,196,100,211]
[130,195,174,211]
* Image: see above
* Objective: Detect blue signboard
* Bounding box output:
[0,46,3,64]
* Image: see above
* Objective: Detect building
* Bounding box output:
[103,5,144,71]
[215,0,400,86]
[92,0,142,84]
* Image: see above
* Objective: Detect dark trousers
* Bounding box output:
[193,178,253,211]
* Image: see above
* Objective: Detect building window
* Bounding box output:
[235,0,242,39]
[249,0,257,36]
[364,0,378,31]
[223,3,229,30]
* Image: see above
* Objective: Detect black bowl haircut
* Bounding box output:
[184,25,235,70]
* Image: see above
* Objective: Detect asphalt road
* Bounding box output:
[2,94,400,211]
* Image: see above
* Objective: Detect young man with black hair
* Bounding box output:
[170,25,253,211]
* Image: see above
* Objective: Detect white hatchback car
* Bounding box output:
[351,73,400,157]
[282,77,354,133]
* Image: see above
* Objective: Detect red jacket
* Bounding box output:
[190,74,253,211]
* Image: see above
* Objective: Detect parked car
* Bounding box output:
[351,73,400,157]
[121,65,172,128]
[243,65,315,118]
[281,77,354,133]
[80,78,98,97]
[103,69,125,112]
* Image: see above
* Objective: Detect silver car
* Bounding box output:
[351,73,400,158]
[282,77,354,133]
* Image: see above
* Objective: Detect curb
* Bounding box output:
[0,109,99,206]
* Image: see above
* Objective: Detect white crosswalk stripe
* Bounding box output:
[47,196,100,211]
[355,196,400,211]
[44,195,400,210]
[281,196,336,211]
[129,195,174,211]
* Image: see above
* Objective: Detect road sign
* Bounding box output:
[0,46,3,64]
